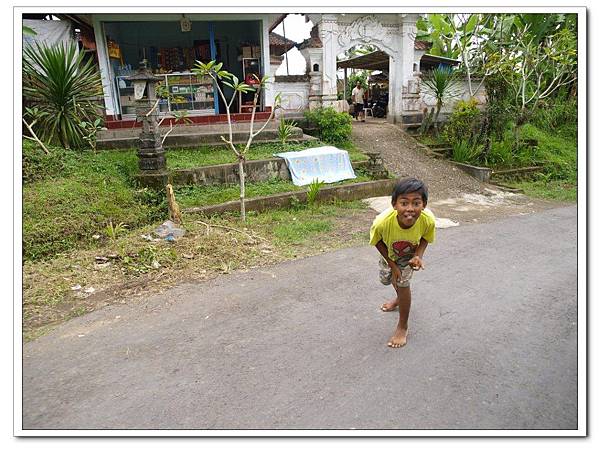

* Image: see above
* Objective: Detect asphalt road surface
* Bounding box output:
[22,206,578,430]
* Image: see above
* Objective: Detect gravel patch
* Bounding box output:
[351,120,486,199]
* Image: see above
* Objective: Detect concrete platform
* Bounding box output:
[97,121,309,150]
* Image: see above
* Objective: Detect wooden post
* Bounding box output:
[344,67,347,100]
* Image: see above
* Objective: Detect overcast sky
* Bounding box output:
[272,14,313,75]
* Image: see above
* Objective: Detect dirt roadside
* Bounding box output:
[22,123,571,340]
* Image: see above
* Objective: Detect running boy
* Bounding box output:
[369,178,435,348]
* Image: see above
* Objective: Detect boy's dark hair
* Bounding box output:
[391,178,428,205]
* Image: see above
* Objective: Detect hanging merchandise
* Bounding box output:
[193,41,211,63]
[107,39,122,60]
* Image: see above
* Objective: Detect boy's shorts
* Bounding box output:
[379,256,413,288]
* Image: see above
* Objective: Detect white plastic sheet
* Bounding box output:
[274,146,357,186]
[23,19,74,49]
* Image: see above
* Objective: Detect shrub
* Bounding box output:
[420,66,462,134]
[484,71,515,139]
[304,107,352,146]
[451,140,482,164]
[443,99,482,147]
[485,136,515,168]
[23,42,103,149]
[531,98,577,139]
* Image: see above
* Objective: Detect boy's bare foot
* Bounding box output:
[380,299,398,312]
[387,327,408,348]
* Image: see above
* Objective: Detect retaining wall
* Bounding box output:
[171,159,368,187]
[183,178,396,216]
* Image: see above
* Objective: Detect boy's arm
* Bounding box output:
[409,238,429,270]
[375,240,402,280]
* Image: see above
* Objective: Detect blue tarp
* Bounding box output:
[274,146,357,186]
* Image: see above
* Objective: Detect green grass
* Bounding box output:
[518,124,577,180]
[273,220,333,244]
[513,180,577,202]
[22,137,371,261]
[23,141,166,261]
[485,123,577,202]
[174,174,372,208]
[166,140,368,169]
[23,197,371,340]
[415,134,447,146]
[244,200,367,246]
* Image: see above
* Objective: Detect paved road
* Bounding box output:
[22,206,578,430]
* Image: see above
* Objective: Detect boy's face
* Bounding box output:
[393,192,425,228]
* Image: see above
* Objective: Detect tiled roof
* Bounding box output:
[269,32,296,57]
[270,32,296,49]
[296,25,322,50]
[414,40,432,51]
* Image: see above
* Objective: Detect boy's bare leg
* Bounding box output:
[388,286,411,348]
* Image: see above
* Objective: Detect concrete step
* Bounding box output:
[427,143,452,149]
[98,121,283,140]
[402,123,422,134]
[97,125,305,150]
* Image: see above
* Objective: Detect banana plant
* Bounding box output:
[192,60,281,221]
[418,13,505,97]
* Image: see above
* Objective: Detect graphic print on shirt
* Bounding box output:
[392,241,417,262]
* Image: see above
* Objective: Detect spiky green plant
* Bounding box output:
[421,66,461,134]
[306,178,325,206]
[278,117,298,145]
[23,42,103,149]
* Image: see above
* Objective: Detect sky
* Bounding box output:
[272,14,313,75]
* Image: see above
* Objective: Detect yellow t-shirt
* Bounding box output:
[369,207,436,264]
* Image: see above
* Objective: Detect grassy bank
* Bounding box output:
[23,139,369,261]
[416,120,577,202]
[174,173,373,209]
[23,142,166,261]
[488,124,577,201]
[167,140,368,169]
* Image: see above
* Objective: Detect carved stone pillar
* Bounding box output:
[308,71,323,110]
[127,67,168,189]
[319,14,339,100]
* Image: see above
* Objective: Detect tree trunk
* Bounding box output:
[433,102,442,136]
[480,114,492,160]
[238,158,246,221]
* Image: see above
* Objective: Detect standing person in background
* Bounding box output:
[352,81,366,122]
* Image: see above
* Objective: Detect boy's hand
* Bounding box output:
[389,261,402,282]
[409,255,425,271]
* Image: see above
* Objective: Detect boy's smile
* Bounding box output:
[393,192,425,229]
